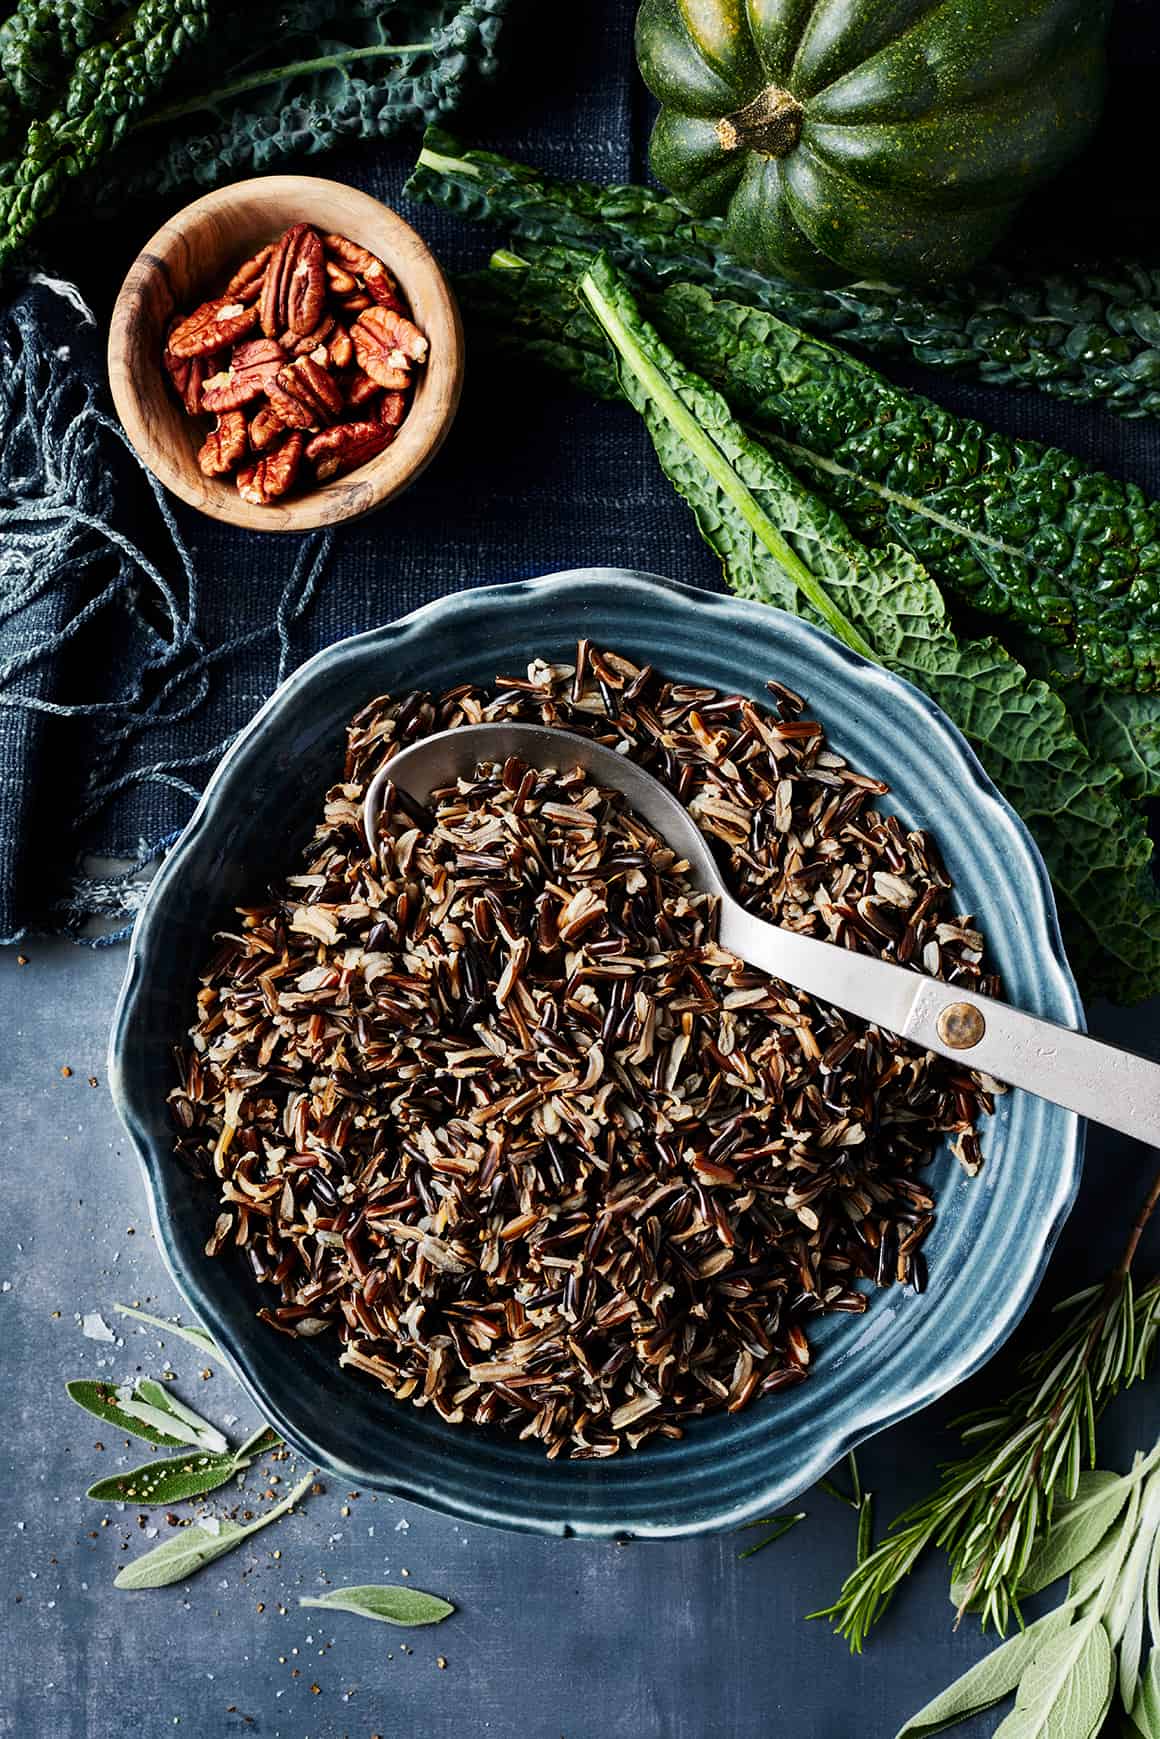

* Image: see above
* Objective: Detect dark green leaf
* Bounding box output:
[66,1380,186,1448]
[647,281,1160,694]
[406,132,1160,425]
[87,1449,241,1506]
[480,247,1160,1002]
[92,4,515,214]
[298,1585,455,1626]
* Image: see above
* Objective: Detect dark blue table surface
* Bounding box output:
[5,3,1160,1734]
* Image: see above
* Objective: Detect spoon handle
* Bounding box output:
[719,898,1160,1148]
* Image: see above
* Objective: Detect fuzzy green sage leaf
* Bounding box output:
[1017,1470,1130,1598]
[66,1380,187,1448]
[298,1585,455,1627]
[992,1621,1114,1739]
[86,1420,282,1506]
[136,1379,227,1452]
[87,1448,241,1507]
[112,1303,218,1357]
[114,1469,313,1590]
[896,1607,1076,1739]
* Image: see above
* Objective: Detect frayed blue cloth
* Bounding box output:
[0,280,333,941]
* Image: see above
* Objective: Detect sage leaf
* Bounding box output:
[991,1620,1111,1739]
[1121,1566,1147,1721]
[114,1469,313,1589]
[1109,1464,1160,1644]
[1018,1471,1129,1597]
[66,1380,186,1448]
[87,1448,241,1506]
[112,1303,219,1357]
[234,1424,282,1461]
[298,1585,454,1627]
[132,1380,228,1454]
[1112,1466,1160,1710]
[1129,1651,1160,1739]
[895,1608,1074,1739]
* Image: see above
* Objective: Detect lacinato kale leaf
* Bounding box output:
[643,285,1160,695]
[406,131,1160,426]
[573,258,1160,1003]
[94,2,512,207]
[0,5,514,266]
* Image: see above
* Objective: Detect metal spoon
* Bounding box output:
[364,721,1160,1147]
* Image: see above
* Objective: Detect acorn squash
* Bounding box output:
[635,0,1110,287]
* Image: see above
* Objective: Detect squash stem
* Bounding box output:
[717,85,803,157]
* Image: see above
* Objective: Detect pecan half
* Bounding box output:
[226,244,273,304]
[248,405,287,451]
[379,389,407,428]
[280,313,335,357]
[201,338,285,412]
[327,324,354,370]
[337,290,372,316]
[237,432,304,504]
[168,296,259,358]
[266,356,344,430]
[197,410,248,477]
[345,369,381,409]
[259,223,325,340]
[306,419,393,481]
[352,306,428,385]
[164,342,223,416]
[324,234,404,311]
[325,260,358,296]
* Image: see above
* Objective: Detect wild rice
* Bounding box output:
[172,645,999,1458]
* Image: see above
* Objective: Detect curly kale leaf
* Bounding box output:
[574,258,1160,1003]
[93,2,512,206]
[406,131,1160,424]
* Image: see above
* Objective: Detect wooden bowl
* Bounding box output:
[107,176,464,532]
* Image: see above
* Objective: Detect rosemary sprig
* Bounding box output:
[815,1162,1160,1652]
[737,1511,807,1560]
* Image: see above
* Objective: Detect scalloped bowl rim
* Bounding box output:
[108,569,1084,1538]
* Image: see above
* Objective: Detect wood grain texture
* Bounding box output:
[107,176,464,533]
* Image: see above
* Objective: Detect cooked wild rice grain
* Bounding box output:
[172,646,999,1458]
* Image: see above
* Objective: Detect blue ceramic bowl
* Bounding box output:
[109,569,1084,1538]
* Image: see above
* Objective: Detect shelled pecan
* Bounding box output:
[306,419,392,480]
[201,338,285,413]
[161,219,430,506]
[197,410,247,477]
[237,432,304,504]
